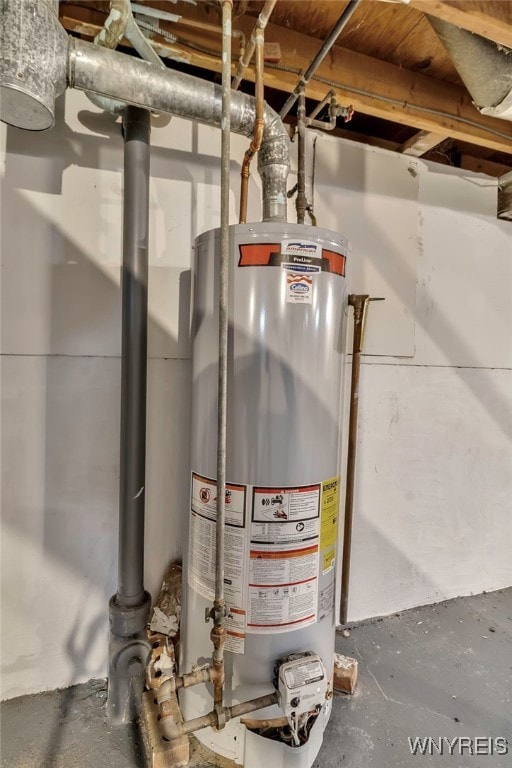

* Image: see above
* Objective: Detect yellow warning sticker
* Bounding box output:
[322,546,336,574]
[321,477,339,574]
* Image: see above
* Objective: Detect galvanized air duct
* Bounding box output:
[0,0,68,131]
[0,0,290,221]
[428,17,512,121]
[85,0,166,115]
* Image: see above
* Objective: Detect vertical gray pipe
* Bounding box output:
[107,106,152,724]
[118,106,151,607]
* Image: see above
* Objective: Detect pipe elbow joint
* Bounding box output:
[157,677,177,704]
[159,713,182,741]
[258,105,290,221]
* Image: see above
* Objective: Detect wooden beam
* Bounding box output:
[409,0,512,49]
[59,4,512,154]
[399,130,448,156]
[460,154,512,177]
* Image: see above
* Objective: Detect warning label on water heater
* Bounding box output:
[188,473,247,608]
[188,475,338,641]
[247,484,321,633]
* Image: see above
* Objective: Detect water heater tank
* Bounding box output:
[182,222,350,767]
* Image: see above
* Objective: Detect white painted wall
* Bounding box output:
[1,90,511,699]
[312,135,512,621]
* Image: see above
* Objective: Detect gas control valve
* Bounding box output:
[274,652,327,746]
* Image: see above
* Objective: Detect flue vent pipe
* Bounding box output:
[0,0,290,221]
[68,40,289,221]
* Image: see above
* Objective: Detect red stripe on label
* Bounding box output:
[239,243,280,267]
[250,546,318,559]
[322,249,346,277]
[249,577,317,587]
[255,485,319,494]
[248,615,315,628]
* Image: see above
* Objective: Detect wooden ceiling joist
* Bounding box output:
[59,3,512,155]
[399,130,448,156]
[408,0,512,50]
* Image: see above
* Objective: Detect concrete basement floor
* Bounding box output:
[2,589,511,768]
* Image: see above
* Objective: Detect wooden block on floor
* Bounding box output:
[333,653,358,694]
[141,690,189,768]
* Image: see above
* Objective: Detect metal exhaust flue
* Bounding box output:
[0,0,290,221]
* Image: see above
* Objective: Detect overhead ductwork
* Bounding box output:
[428,17,512,122]
[0,0,68,131]
[0,0,290,221]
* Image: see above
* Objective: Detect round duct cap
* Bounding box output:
[0,83,55,131]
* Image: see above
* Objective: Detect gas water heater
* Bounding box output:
[182,222,349,767]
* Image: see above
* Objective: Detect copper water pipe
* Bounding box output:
[232,0,276,90]
[239,26,265,224]
[340,294,384,626]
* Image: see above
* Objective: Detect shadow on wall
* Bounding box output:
[0,89,266,707]
[0,103,196,703]
[314,142,512,443]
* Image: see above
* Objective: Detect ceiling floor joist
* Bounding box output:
[60,4,512,155]
[399,130,448,156]
[408,0,512,50]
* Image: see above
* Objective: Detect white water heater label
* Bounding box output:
[191,473,245,527]
[318,581,335,622]
[189,473,247,610]
[281,239,322,262]
[283,265,320,304]
[281,239,322,305]
[225,607,246,654]
[247,573,317,632]
[252,485,320,530]
[247,484,321,633]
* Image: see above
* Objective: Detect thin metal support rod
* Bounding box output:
[279,0,362,119]
[210,0,233,713]
[118,106,151,607]
[340,294,384,625]
[296,88,307,225]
